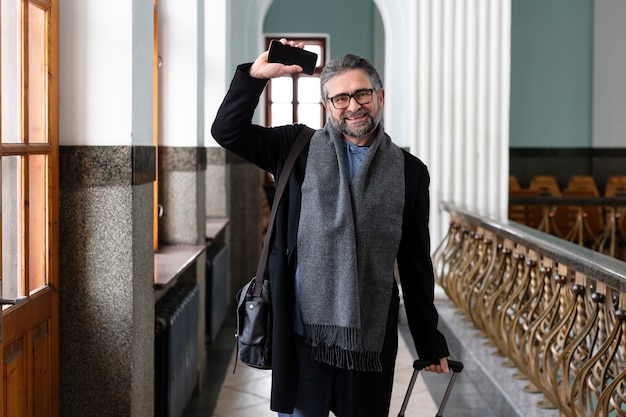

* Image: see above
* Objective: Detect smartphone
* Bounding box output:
[267,40,318,75]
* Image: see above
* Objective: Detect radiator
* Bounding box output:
[206,244,229,344]
[155,282,199,417]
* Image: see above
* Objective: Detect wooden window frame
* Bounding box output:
[1,0,60,415]
[264,37,327,128]
[1,0,58,299]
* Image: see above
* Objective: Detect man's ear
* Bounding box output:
[379,89,385,108]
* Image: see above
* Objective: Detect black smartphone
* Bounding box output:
[267,40,318,75]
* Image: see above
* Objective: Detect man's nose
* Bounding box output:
[346,96,362,112]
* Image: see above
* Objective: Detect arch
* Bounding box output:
[372,0,415,148]
[227,0,274,91]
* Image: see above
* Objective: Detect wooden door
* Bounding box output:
[3,292,56,417]
[0,0,60,416]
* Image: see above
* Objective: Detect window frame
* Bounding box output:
[264,36,327,128]
[1,0,59,303]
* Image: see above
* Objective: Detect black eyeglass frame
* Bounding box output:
[327,88,375,110]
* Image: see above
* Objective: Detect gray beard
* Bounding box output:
[329,110,383,139]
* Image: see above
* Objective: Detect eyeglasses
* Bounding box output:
[327,88,375,110]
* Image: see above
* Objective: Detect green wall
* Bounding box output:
[263,0,375,62]
[264,0,597,150]
[509,0,594,148]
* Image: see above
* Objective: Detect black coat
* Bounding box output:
[211,63,450,413]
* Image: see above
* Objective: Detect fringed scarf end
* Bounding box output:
[310,344,382,372]
[304,323,360,350]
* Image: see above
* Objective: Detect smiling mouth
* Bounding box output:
[345,112,369,122]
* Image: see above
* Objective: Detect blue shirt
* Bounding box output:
[293,140,370,334]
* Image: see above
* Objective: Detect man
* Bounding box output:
[211,39,450,417]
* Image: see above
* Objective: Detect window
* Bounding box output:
[1,2,60,414]
[265,37,327,128]
[1,0,58,303]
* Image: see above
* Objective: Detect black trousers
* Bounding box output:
[283,293,400,417]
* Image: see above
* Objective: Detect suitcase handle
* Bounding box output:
[413,359,464,373]
[398,359,464,417]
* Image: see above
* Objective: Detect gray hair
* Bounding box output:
[320,54,383,101]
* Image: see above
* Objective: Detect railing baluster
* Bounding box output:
[467,232,497,329]
[527,263,573,409]
[434,206,626,416]
[433,221,461,288]
[594,293,625,416]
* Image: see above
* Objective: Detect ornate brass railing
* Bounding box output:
[435,202,626,417]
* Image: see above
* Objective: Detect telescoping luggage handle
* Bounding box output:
[398,359,464,417]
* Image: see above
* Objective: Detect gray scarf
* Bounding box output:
[297,122,405,371]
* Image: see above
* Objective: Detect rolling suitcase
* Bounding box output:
[398,359,464,417]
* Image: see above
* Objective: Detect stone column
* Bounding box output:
[59,146,155,417]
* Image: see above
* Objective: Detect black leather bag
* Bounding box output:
[236,277,272,369]
[234,127,314,370]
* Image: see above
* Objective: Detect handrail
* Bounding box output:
[437,201,626,417]
[441,202,626,291]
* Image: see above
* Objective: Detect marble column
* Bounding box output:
[59,145,155,417]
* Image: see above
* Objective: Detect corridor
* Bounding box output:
[182,312,495,417]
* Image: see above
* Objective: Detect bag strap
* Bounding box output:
[253,126,315,296]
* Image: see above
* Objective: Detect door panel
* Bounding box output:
[32,321,50,417]
[3,323,50,417]
[3,291,53,417]
[2,291,52,345]
[4,339,27,417]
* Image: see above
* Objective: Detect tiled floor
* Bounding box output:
[211,330,438,417]
[182,312,453,417]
